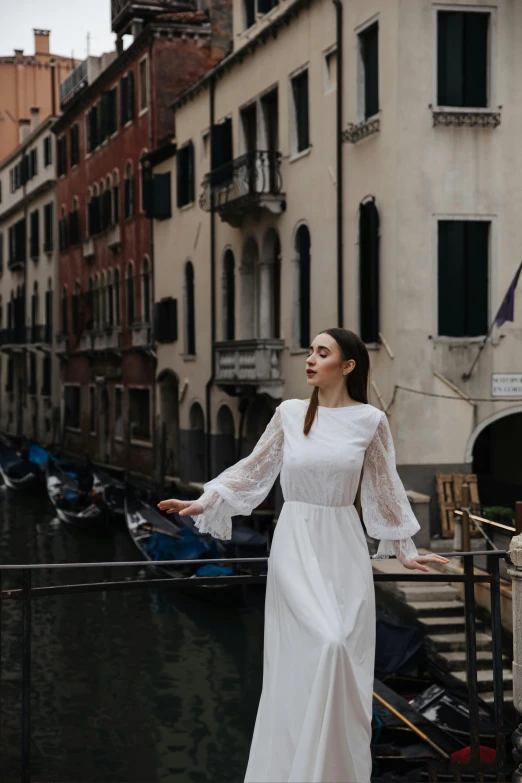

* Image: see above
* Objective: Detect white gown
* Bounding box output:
[194,399,421,783]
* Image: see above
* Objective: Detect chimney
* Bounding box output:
[30,106,40,130]
[34,29,50,55]
[19,119,30,144]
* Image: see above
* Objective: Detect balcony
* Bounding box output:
[8,256,26,272]
[55,331,69,355]
[0,327,26,351]
[214,338,285,399]
[111,0,195,34]
[107,224,121,252]
[27,324,52,346]
[200,151,286,228]
[131,323,152,349]
[83,237,95,262]
[93,326,122,352]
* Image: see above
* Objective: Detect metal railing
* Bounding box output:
[1,547,512,782]
[199,150,284,214]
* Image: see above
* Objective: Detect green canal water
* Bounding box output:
[0,486,264,782]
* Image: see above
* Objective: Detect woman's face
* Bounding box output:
[305,333,354,388]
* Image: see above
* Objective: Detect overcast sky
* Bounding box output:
[1,0,116,60]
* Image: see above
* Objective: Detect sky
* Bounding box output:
[1,0,116,61]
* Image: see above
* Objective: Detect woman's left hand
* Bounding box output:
[401,554,450,572]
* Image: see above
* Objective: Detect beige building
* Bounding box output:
[0,113,60,444]
[152,0,522,536]
[0,30,79,164]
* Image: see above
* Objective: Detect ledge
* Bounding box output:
[431,107,501,128]
[342,116,380,143]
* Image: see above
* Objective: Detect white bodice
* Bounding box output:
[194,399,421,564]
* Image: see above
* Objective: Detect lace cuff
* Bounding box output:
[193,490,234,540]
[371,537,419,565]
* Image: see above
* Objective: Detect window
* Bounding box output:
[184,261,196,355]
[30,210,39,259]
[129,388,151,441]
[222,249,235,340]
[242,0,277,29]
[438,220,489,337]
[88,186,101,235]
[41,355,51,396]
[0,234,3,274]
[210,118,233,186]
[86,105,98,153]
[45,281,52,342]
[139,59,148,112]
[324,47,337,94]
[126,263,135,326]
[72,283,80,335]
[59,206,69,252]
[154,297,178,343]
[294,225,311,348]
[43,136,52,167]
[124,163,134,219]
[358,21,379,119]
[69,198,80,245]
[359,199,380,344]
[100,272,106,327]
[70,123,80,166]
[28,353,37,395]
[57,135,67,176]
[120,71,135,126]
[8,218,27,266]
[141,258,151,323]
[31,283,39,330]
[114,386,123,439]
[93,275,100,330]
[107,270,114,326]
[437,10,489,108]
[89,387,96,433]
[140,153,150,213]
[44,203,53,252]
[62,285,69,334]
[290,69,310,155]
[177,142,195,208]
[112,171,120,224]
[107,87,118,135]
[146,172,171,220]
[64,385,81,430]
[114,268,121,326]
[28,148,38,179]
[102,177,112,230]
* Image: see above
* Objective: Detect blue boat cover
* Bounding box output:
[195,563,235,577]
[144,528,219,563]
[29,444,49,466]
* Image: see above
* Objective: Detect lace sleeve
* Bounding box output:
[192,405,284,540]
[361,411,420,565]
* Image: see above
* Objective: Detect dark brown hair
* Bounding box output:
[303,328,370,436]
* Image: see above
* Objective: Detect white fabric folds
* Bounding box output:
[192,399,421,782]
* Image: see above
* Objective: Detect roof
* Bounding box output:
[156,10,208,22]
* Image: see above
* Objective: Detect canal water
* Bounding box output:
[0,486,265,783]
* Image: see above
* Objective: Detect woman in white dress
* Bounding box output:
[158,328,448,783]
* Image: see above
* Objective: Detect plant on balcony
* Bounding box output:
[482,506,514,527]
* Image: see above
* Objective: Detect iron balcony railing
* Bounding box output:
[199,150,284,214]
[0,549,511,783]
[26,325,52,345]
[0,326,27,346]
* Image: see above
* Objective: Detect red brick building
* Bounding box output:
[53,0,231,480]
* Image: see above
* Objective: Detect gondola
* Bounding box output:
[0,443,47,492]
[93,468,126,521]
[46,456,108,531]
[124,492,258,605]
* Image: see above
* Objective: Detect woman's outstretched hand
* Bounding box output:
[401,554,450,573]
[157,499,204,516]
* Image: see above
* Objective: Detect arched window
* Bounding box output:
[107,269,114,326]
[358,198,380,343]
[139,149,149,214]
[124,162,134,219]
[114,268,121,326]
[103,175,112,229]
[126,263,135,326]
[184,261,196,355]
[72,282,80,334]
[87,277,94,331]
[141,257,151,323]
[59,205,68,251]
[240,237,259,339]
[294,224,311,349]
[222,249,235,341]
[112,170,120,224]
[62,285,68,334]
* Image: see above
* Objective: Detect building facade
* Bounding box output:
[0,114,60,444]
[152,0,522,531]
[53,0,232,480]
[0,30,79,164]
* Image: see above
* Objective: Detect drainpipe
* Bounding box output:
[148,37,158,485]
[332,0,344,328]
[205,77,217,480]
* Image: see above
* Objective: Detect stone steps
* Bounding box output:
[408,600,465,616]
[453,667,513,693]
[425,631,493,652]
[436,649,510,671]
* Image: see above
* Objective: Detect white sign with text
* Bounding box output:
[492,374,522,397]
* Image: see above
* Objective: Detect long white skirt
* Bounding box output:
[244,500,376,783]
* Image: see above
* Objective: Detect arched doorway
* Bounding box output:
[214,405,236,474]
[469,409,522,510]
[240,237,259,338]
[261,228,281,339]
[158,370,180,479]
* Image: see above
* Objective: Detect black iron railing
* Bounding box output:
[199,150,283,213]
[0,549,510,782]
[0,326,26,346]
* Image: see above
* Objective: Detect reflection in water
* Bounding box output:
[0,486,264,782]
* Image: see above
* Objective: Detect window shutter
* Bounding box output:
[188,141,195,204]
[464,13,488,108]
[358,201,380,343]
[438,221,466,336]
[127,71,135,120]
[120,76,128,125]
[292,72,309,152]
[154,172,172,219]
[438,12,464,107]
[362,24,379,119]
[465,222,489,336]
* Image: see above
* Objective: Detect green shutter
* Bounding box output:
[464,13,488,107]
[437,12,464,106]
[362,23,379,119]
[438,221,466,336]
[154,173,172,220]
[465,222,489,336]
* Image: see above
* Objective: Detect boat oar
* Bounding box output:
[372,690,449,759]
[140,523,185,540]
